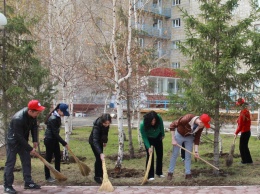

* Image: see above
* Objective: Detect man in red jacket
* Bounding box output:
[167,113,211,180]
[235,98,253,164]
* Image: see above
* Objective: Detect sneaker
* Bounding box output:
[4,186,17,194]
[148,177,155,181]
[94,177,102,184]
[24,183,41,189]
[46,177,56,183]
[157,174,165,178]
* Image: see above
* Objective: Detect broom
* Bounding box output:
[34,152,67,182]
[141,145,154,185]
[68,148,91,176]
[98,158,114,192]
[226,136,236,167]
[176,144,219,171]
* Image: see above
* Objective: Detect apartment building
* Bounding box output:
[135,0,260,106]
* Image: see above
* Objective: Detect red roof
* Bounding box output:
[150,68,178,78]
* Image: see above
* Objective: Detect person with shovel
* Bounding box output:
[89,113,112,184]
[140,111,165,181]
[3,100,45,194]
[43,103,70,183]
[167,113,211,180]
[234,98,253,164]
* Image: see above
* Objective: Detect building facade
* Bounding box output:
[135,0,260,104]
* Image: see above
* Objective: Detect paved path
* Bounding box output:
[1,185,260,194]
[71,116,259,136]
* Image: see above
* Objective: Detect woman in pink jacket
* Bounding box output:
[235,98,253,164]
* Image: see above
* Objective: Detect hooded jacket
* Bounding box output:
[89,117,109,154]
[6,107,38,152]
[169,114,203,145]
[44,114,67,146]
[235,108,251,135]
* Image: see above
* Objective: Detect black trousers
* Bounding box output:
[239,131,253,164]
[4,143,33,187]
[44,138,61,179]
[145,134,163,179]
[90,144,103,178]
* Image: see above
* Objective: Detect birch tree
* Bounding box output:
[33,0,93,160]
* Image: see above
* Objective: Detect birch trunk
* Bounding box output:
[113,0,133,167]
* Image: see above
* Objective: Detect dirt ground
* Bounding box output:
[0,145,246,186]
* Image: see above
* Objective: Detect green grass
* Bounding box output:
[1,126,260,186]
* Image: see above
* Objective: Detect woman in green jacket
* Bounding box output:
[140,111,165,181]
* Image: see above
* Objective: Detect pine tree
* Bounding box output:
[0,5,55,134]
[172,0,260,170]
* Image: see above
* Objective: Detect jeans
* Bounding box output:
[168,130,194,175]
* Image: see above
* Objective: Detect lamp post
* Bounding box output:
[0,13,7,26]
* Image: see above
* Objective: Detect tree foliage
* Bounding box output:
[169,0,260,169]
[0,4,55,126]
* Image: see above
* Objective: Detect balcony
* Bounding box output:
[133,23,171,39]
[134,2,171,18]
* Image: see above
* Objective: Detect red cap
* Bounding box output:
[28,100,45,111]
[236,98,245,106]
[200,114,211,128]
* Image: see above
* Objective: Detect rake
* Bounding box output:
[98,158,114,192]
[226,136,236,167]
[68,148,91,176]
[176,144,219,171]
[141,145,154,185]
[34,152,67,182]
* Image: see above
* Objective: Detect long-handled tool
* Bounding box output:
[98,158,114,192]
[176,144,219,171]
[226,136,236,167]
[68,148,91,176]
[34,152,67,181]
[141,145,154,185]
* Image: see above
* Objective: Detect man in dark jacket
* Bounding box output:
[3,100,45,194]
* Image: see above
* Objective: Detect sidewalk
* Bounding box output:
[1,185,260,194]
[71,116,259,136]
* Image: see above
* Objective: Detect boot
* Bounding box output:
[167,172,173,180]
[185,174,192,179]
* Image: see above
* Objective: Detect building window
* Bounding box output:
[171,62,180,69]
[172,0,180,6]
[139,38,144,47]
[172,40,180,49]
[172,18,181,27]
[255,24,260,33]
[168,79,179,94]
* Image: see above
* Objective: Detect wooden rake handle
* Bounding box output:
[176,144,219,171]
[68,148,79,162]
[233,136,237,144]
